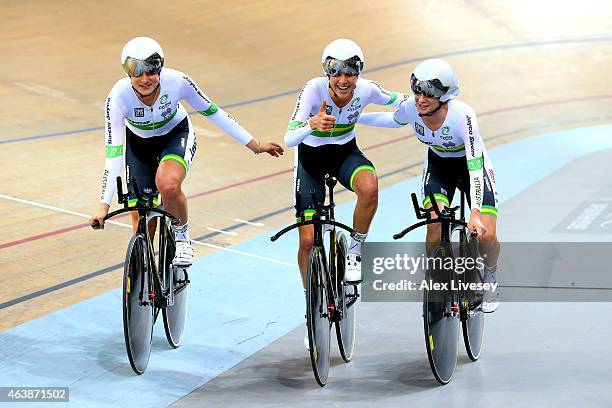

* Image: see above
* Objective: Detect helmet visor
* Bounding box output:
[123,55,163,77]
[410,74,448,98]
[323,57,362,76]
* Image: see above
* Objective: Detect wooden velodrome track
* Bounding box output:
[1,0,610,331]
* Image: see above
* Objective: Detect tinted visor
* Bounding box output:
[123,54,164,77]
[323,57,362,76]
[410,74,448,98]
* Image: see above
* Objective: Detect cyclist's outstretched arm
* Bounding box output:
[180,74,283,157]
[91,89,127,229]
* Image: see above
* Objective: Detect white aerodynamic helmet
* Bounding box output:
[411,59,459,102]
[321,39,364,76]
[121,37,164,77]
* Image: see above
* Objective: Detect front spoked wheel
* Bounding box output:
[162,225,189,348]
[334,232,357,362]
[460,236,485,361]
[423,246,460,384]
[123,233,154,375]
[306,247,331,387]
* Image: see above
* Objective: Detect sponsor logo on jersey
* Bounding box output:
[144,187,153,194]
[442,141,455,148]
[466,115,475,156]
[291,85,306,121]
[161,107,172,118]
[183,75,211,104]
[371,81,390,96]
[159,102,172,110]
[190,139,197,161]
[488,168,496,184]
[440,126,452,140]
[347,111,359,123]
[348,97,362,112]
[160,94,169,104]
[415,122,425,136]
[106,97,112,144]
[134,108,145,117]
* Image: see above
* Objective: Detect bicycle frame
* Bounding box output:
[271,175,356,322]
[98,176,180,308]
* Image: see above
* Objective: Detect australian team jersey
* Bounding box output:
[284,77,406,147]
[100,68,253,204]
[358,97,494,210]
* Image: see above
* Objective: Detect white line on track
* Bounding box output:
[234,218,264,227]
[0,193,296,267]
[0,194,128,228]
[206,227,238,236]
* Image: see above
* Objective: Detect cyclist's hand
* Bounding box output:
[90,204,110,230]
[468,212,487,238]
[260,141,285,157]
[308,100,336,132]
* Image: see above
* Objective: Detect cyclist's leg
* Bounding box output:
[340,155,376,241]
[125,128,160,235]
[294,158,325,288]
[156,117,197,266]
[422,150,456,248]
[156,117,196,225]
[337,147,377,281]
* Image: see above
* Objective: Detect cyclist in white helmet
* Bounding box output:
[358,58,501,313]
[90,36,284,267]
[284,39,408,348]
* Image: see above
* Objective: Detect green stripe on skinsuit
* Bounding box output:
[310,123,355,138]
[431,144,465,153]
[106,145,123,158]
[423,193,450,207]
[480,205,498,217]
[467,156,484,171]
[160,154,188,173]
[126,108,178,130]
[200,102,219,116]
[386,92,398,105]
[349,165,376,190]
[287,120,305,131]
[296,209,316,222]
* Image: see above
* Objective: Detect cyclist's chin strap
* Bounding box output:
[418,100,447,117]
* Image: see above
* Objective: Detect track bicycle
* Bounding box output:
[271,175,359,386]
[92,176,190,374]
[394,191,485,384]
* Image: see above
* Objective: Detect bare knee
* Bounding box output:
[157,176,181,198]
[299,233,314,254]
[355,174,378,207]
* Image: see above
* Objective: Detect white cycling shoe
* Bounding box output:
[344,253,362,283]
[481,270,500,313]
[173,239,194,267]
[304,332,310,351]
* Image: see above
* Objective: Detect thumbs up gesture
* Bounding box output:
[309,100,336,132]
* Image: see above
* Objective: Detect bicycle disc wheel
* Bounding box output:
[334,232,357,362]
[306,247,331,387]
[162,226,189,348]
[423,255,460,384]
[123,233,154,375]
[461,239,485,361]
